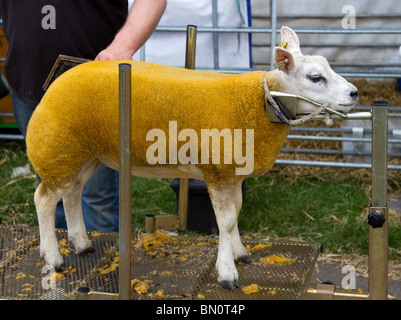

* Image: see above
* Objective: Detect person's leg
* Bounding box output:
[12,93,66,226]
[12,93,35,138]
[81,164,119,232]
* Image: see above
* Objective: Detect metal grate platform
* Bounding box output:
[0,225,320,300]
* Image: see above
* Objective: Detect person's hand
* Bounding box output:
[95,41,134,61]
[95,0,166,61]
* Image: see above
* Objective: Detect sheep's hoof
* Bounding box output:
[220,280,235,291]
[236,255,251,264]
[220,279,240,291]
[78,246,95,255]
[55,264,65,273]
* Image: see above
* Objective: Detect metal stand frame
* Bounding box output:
[78,24,390,299]
[305,101,389,300]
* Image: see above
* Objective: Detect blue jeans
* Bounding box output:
[13,93,119,231]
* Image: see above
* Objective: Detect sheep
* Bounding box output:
[26,27,358,290]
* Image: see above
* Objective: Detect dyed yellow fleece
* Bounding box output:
[26,60,290,189]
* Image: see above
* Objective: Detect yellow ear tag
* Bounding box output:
[278,41,288,48]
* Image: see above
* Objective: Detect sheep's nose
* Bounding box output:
[350,90,358,99]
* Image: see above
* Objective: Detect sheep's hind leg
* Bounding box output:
[62,158,101,255]
[35,182,65,269]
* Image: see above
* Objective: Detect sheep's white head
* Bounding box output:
[274,26,358,113]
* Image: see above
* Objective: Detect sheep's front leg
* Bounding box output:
[208,180,248,290]
[34,183,64,269]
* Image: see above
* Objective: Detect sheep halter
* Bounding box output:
[263,73,334,126]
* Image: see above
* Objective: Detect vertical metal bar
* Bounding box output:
[211,0,219,70]
[270,0,277,69]
[139,46,146,62]
[118,63,132,300]
[185,25,197,70]
[371,102,388,207]
[369,101,388,300]
[178,25,197,232]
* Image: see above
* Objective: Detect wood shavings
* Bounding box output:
[242,283,259,294]
[99,253,119,275]
[91,231,100,237]
[246,243,272,252]
[16,272,26,280]
[49,272,65,282]
[260,254,295,265]
[131,278,151,295]
[151,290,164,299]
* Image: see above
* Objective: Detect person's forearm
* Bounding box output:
[95,0,167,60]
[116,0,167,54]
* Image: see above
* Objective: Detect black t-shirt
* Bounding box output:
[2,0,128,106]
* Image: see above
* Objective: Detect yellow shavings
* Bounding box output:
[179,255,189,262]
[99,254,119,275]
[16,272,26,280]
[58,238,69,248]
[49,272,65,282]
[63,266,76,275]
[22,283,34,292]
[91,231,100,237]
[60,247,71,256]
[144,240,162,251]
[246,243,272,252]
[131,278,150,295]
[140,229,175,251]
[153,290,164,299]
[154,229,172,242]
[242,284,259,295]
[197,294,205,299]
[260,254,295,265]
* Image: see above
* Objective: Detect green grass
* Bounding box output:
[0,140,38,225]
[240,174,371,254]
[1,139,400,258]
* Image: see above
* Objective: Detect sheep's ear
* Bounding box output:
[273,46,295,73]
[280,26,301,54]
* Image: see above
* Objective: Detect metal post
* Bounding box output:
[185,25,197,70]
[211,0,220,70]
[369,101,388,300]
[118,63,132,300]
[178,25,197,232]
[270,0,277,69]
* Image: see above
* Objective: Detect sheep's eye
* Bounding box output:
[308,74,326,84]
